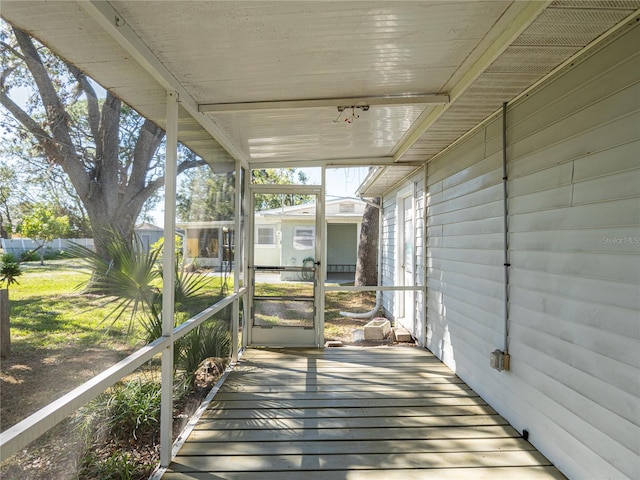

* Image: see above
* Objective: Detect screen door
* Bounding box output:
[248,185,322,347]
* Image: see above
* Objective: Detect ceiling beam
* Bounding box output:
[247,156,423,170]
[392,0,552,162]
[199,94,449,113]
[80,1,250,168]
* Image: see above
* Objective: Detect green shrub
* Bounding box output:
[176,320,230,390]
[19,250,38,262]
[0,259,22,288]
[79,450,136,480]
[43,249,73,260]
[68,231,162,332]
[0,252,17,263]
[141,309,230,391]
[77,378,161,443]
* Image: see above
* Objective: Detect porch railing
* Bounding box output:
[0,288,245,464]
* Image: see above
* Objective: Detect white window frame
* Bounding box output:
[256,226,276,245]
[293,226,315,250]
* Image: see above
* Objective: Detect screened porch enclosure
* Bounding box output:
[1,2,639,479]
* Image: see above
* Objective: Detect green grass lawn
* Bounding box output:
[7,259,141,352]
[8,259,149,351]
[6,259,228,352]
[1,258,228,425]
[1,258,232,479]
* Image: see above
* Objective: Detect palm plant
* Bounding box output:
[71,229,229,389]
[0,256,22,288]
[68,230,162,332]
[175,319,230,391]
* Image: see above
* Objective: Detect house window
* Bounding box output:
[186,228,219,258]
[293,226,315,250]
[257,227,275,245]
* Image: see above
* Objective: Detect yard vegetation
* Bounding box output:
[0,258,229,479]
[0,259,378,479]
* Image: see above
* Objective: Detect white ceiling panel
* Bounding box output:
[209,105,428,162]
[112,1,512,102]
[2,0,638,190]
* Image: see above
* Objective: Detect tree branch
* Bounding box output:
[67,64,100,142]
[12,27,91,198]
[0,64,18,90]
[125,156,207,213]
[0,40,25,61]
[0,89,61,161]
[127,119,164,193]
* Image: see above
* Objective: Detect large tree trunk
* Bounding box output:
[0,212,8,238]
[2,26,206,262]
[355,198,380,286]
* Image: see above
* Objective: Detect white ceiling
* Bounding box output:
[2,0,639,194]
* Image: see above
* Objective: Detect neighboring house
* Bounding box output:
[175,220,235,269]
[135,222,164,252]
[358,23,639,480]
[178,197,365,277]
[259,197,365,281]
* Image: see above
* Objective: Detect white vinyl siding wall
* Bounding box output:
[425,25,640,480]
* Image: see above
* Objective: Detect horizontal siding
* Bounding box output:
[423,24,640,480]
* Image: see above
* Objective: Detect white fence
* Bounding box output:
[0,238,94,257]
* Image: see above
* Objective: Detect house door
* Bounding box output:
[247,185,323,347]
[399,193,415,330]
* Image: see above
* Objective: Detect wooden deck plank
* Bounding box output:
[219,382,472,392]
[164,347,566,479]
[163,466,567,480]
[193,414,508,430]
[168,450,553,472]
[185,424,522,442]
[177,437,536,456]
[212,394,486,408]
[221,367,463,385]
[201,404,497,419]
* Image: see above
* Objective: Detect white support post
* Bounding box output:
[316,167,326,348]
[232,161,241,362]
[423,165,428,348]
[160,91,178,467]
[242,167,250,350]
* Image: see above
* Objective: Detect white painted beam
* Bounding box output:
[232,160,242,363]
[249,157,423,170]
[199,94,449,113]
[323,285,424,292]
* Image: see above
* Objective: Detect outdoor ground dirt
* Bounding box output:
[1,346,131,430]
